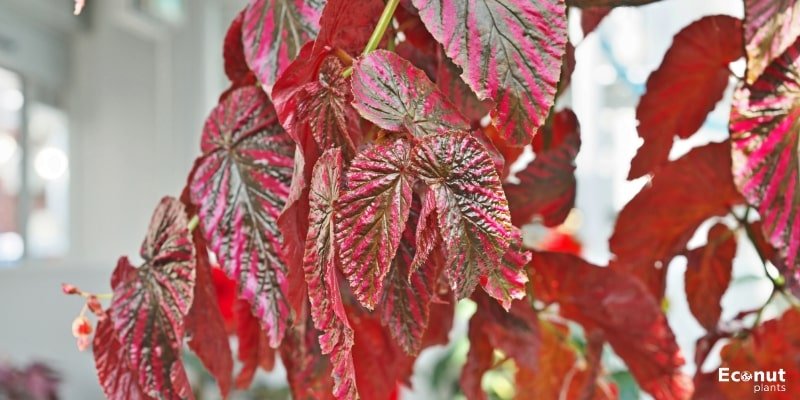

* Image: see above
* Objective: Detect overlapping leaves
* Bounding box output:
[189,85,294,347]
[411,0,567,145]
[107,197,196,400]
[730,39,800,275]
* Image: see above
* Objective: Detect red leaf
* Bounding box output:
[719,308,800,400]
[506,109,580,227]
[351,50,470,137]
[242,0,323,93]
[223,10,254,85]
[610,141,743,299]
[684,223,736,331]
[379,195,443,354]
[581,7,612,37]
[459,312,494,400]
[211,266,237,332]
[184,231,234,398]
[280,313,336,400]
[93,318,154,400]
[336,139,415,309]
[531,251,693,400]
[109,198,196,400]
[743,0,800,84]
[411,132,514,300]
[303,149,357,399]
[435,51,492,126]
[629,15,742,179]
[411,0,567,146]
[475,293,540,372]
[233,300,276,389]
[189,85,294,347]
[479,230,531,311]
[314,0,385,56]
[730,39,800,274]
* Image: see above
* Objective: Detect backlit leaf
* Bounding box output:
[242,0,324,93]
[531,251,692,400]
[743,0,800,84]
[411,0,567,146]
[109,198,196,400]
[610,142,743,299]
[303,149,357,399]
[411,132,513,299]
[189,85,294,347]
[351,50,470,137]
[336,139,415,309]
[730,39,800,275]
[630,15,742,179]
[684,223,736,331]
[505,109,580,227]
[93,318,154,400]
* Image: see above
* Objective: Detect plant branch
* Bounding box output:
[342,0,401,78]
[188,215,200,232]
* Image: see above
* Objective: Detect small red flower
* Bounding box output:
[71,315,93,351]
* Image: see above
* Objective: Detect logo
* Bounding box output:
[718,368,787,394]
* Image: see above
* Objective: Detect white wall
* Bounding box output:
[0,0,241,398]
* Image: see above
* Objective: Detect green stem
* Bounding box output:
[363,0,401,55]
[188,215,200,232]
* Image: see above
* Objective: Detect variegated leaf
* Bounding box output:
[109,197,196,400]
[479,229,530,311]
[189,85,295,347]
[303,148,357,399]
[351,50,470,137]
[411,0,567,145]
[243,0,325,93]
[93,318,154,400]
[743,0,800,84]
[336,139,415,309]
[730,40,800,275]
[411,132,514,299]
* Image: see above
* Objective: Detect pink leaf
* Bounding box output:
[189,85,294,347]
[351,50,470,137]
[336,139,415,309]
[479,230,531,311]
[93,318,154,400]
[411,0,567,146]
[411,132,513,299]
[743,0,800,84]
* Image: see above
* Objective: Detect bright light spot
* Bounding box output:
[730,59,746,79]
[0,134,17,164]
[34,147,69,180]
[595,63,618,85]
[0,232,24,262]
[0,89,23,111]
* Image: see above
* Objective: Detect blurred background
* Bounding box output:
[0,0,779,399]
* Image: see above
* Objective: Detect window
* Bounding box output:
[0,66,69,266]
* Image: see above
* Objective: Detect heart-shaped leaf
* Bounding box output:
[411,0,567,146]
[743,0,800,84]
[109,197,196,400]
[730,39,800,275]
[351,50,470,137]
[242,0,324,93]
[303,148,357,399]
[411,132,513,299]
[630,15,743,179]
[189,85,295,347]
[336,139,415,309]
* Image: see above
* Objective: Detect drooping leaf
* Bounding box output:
[93,318,154,400]
[336,139,415,309]
[610,141,743,299]
[629,15,743,179]
[505,109,581,227]
[719,308,800,399]
[411,0,567,145]
[743,0,800,84]
[459,311,494,400]
[684,223,736,331]
[479,230,531,311]
[242,0,324,93]
[730,39,800,274]
[233,300,276,389]
[189,85,294,347]
[183,230,234,398]
[223,10,254,85]
[567,0,661,6]
[351,50,470,137]
[474,293,540,371]
[281,313,337,400]
[531,251,692,400]
[379,196,441,355]
[109,198,196,400]
[314,0,385,55]
[411,132,514,299]
[303,149,357,399]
